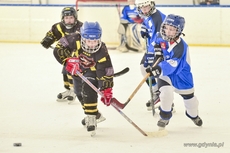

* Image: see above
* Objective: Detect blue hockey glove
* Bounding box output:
[146,65,162,78]
[154,44,163,61]
[140,25,150,39]
[144,52,154,67]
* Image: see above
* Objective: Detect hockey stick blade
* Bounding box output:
[111,57,163,109]
[114,67,129,77]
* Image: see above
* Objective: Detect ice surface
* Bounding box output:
[0,43,229,152]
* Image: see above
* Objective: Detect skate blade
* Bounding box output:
[56,99,68,102]
[67,100,77,105]
[96,117,106,124]
[146,129,168,137]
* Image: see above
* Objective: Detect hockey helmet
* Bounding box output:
[80,21,102,53]
[160,14,185,42]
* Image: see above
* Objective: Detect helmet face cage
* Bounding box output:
[61,7,78,29]
[160,14,185,42]
[80,22,102,53]
[135,0,155,17]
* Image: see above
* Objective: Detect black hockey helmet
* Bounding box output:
[61,7,78,29]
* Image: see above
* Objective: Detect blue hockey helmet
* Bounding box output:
[80,21,102,53]
[160,14,185,42]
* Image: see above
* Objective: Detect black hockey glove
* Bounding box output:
[146,65,162,78]
[41,36,54,49]
[154,44,163,61]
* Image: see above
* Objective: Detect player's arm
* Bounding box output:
[53,36,72,64]
[96,47,114,106]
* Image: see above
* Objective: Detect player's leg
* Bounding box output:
[117,23,128,52]
[80,74,105,132]
[128,23,146,52]
[140,55,159,110]
[57,67,76,102]
[157,77,174,129]
[180,93,203,126]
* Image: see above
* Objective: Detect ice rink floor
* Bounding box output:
[0,43,229,153]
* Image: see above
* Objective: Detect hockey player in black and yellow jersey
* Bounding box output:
[41,7,83,103]
[53,21,113,134]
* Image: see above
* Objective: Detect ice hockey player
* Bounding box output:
[40,7,83,103]
[135,0,166,110]
[117,0,145,52]
[53,21,113,135]
[145,14,203,129]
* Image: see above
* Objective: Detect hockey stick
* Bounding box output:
[111,57,163,109]
[75,70,148,136]
[145,37,156,115]
[49,46,129,77]
[114,67,129,77]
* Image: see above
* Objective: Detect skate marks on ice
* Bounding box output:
[145,129,168,137]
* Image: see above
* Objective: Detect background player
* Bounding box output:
[117,0,145,52]
[41,7,83,103]
[135,0,166,110]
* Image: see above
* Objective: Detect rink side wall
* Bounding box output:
[0,4,229,47]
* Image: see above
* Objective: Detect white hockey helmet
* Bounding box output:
[135,0,155,17]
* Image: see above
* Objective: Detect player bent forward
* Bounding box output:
[145,14,203,129]
[54,21,114,134]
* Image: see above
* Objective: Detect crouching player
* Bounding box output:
[117,0,145,52]
[145,14,203,129]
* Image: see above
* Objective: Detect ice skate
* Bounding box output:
[85,115,97,136]
[185,112,203,126]
[56,88,76,102]
[157,119,169,130]
[82,112,106,126]
[191,116,203,126]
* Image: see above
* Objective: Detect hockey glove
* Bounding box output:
[101,88,113,106]
[41,36,54,49]
[154,44,163,61]
[146,65,162,78]
[65,57,81,75]
[144,52,154,68]
[140,25,150,39]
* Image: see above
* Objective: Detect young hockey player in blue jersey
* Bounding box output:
[135,0,166,111]
[41,7,83,104]
[117,0,145,52]
[145,14,203,129]
[53,21,113,135]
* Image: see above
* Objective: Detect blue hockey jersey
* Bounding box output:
[154,34,194,90]
[142,9,166,51]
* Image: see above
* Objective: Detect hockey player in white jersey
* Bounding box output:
[145,14,203,129]
[117,0,145,52]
